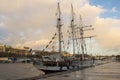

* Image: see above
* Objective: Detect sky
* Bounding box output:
[0,0,120,55]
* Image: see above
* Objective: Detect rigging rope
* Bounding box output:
[66,30,71,51]
[42,33,57,52]
[74,31,80,54]
[83,39,87,54]
[61,32,65,52]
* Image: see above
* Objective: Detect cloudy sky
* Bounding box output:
[0,0,120,55]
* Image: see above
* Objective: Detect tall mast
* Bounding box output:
[71,4,75,55]
[56,2,62,54]
[75,15,95,60]
[79,15,85,60]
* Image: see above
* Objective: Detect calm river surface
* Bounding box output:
[0,61,119,80]
[0,63,44,80]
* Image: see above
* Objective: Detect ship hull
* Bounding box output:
[35,65,68,74]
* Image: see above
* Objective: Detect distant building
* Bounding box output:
[0,43,31,56]
[0,44,5,52]
[10,47,30,56]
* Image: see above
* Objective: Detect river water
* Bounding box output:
[0,63,44,80]
[0,60,116,80]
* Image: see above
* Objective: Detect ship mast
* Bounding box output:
[70,4,76,55]
[79,15,85,60]
[56,3,62,54]
[75,15,95,60]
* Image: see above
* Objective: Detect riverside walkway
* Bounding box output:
[38,62,120,80]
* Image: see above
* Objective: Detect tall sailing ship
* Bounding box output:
[33,3,69,73]
[33,3,94,74]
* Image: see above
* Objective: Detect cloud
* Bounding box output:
[78,3,106,25]
[110,7,118,13]
[0,0,89,47]
[0,0,56,13]
[15,39,50,49]
[94,17,120,48]
[0,0,120,55]
[0,0,59,46]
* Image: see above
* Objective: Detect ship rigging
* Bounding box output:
[33,2,95,74]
